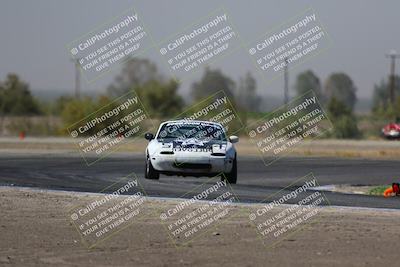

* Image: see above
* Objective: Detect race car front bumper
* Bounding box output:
[150,151,234,175]
[383,129,400,138]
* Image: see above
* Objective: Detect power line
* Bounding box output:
[71,58,81,99]
[284,57,289,105]
[385,49,400,105]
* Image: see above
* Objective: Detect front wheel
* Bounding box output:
[145,153,159,180]
[222,155,237,184]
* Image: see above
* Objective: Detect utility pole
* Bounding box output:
[72,58,81,99]
[284,57,289,105]
[385,50,400,105]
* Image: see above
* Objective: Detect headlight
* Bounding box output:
[211,144,226,156]
[389,130,399,136]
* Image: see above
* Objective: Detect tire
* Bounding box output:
[222,155,237,184]
[145,153,159,180]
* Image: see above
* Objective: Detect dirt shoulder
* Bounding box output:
[0,187,399,267]
[1,137,400,160]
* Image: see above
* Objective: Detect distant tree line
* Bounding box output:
[294,70,360,138]
[3,57,396,139]
[56,58,262,135]
[0,74,41,116]
[371,75,400,118]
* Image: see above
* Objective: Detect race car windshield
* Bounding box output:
[157,123,226,141]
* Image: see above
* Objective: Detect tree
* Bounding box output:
[60,96,122,136]
[295,70,322,100]
[236,72,260,112]
[0,74,41,116]
[60,97,97,132]
[106,57,184,118]
[135,79,184,118]
[191,67,235,101]
[327,96,360,139]
[107,57,163,97]
[51,96,75,116]
[371,76,400,114]
[324,73,357,110]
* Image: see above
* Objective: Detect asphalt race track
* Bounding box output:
[1,153,400,209]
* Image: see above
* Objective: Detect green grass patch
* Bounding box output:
[368,185,390,196]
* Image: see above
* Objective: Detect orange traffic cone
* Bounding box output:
[384,187,394,197]
[19,131,25,140]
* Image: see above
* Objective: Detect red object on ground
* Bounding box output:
[392,183,400,194]
[382,121,400,139]
[383,183,400,197]
[384,187,394,197]
[19,131,25,140]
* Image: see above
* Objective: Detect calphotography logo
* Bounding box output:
[158,175,239,247]
[157,7,241,81]
[68,173,150,248]
[248,173,330,249]
[149,90,243,170]
[68,90,153,165]
[67,7,153,82]
[247,90,333,166]
[246,7,332,83]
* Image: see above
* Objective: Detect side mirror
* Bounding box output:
[144,133,154,141]
[229,135,239,143]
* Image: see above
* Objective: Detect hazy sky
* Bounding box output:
[1,0,399,99]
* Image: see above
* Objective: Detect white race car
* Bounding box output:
[144,120,238,184]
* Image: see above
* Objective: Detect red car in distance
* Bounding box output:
[382,118,400,139]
